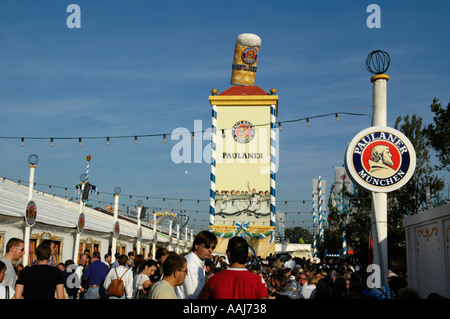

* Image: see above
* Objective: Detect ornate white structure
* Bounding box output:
[403,203,450,298]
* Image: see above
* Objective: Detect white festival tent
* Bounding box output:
[0,178,180,264]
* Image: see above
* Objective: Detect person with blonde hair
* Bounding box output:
[301,275,318,299]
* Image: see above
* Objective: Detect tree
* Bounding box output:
[318,183,372,263]
[330,187,372,266]
[423,98,450,171]
[394,114,444,215]
[285,226,313,244]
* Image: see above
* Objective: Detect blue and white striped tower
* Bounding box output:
[85,155,91,182]
[208,82,278,257]
[270,104,277,228]
[312,189,317,259]
[339,196,347,255]
[318,176,324,242]
[209,103,217,228]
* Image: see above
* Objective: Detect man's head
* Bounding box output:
[39,240,56,256]
[80,253,89,266]
[371,145,394,166]
[155,248,169,264]
[204,259,213,273]
[91,251,101,261]
[117,254,128,266]
[36,242,52,261]
[163,254,188,287]
[5,237,25,261]
[298,272,307,286]
[0,260,7,282]
[192,230,217,260]
[271,270,288,290]
[316,272,323,281]
[226,236,249,265]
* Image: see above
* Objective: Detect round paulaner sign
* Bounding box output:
[345,126,416,193]
[232,120,255,144]
[25,200,37,227]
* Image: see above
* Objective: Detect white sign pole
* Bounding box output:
[73,182,85,264]
[111,193,119,262]
[371,74,390,287]
[177,220,180,254]
[346,52,415,289]
[152,213,157,258]
[168,219,173,251]
[24,164,36,266]
[137,205,142,254]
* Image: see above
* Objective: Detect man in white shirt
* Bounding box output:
[283,255,296,271]
[175,230,217,299]
[0,238,25,288]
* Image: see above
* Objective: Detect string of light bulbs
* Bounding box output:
[3,176,316,230]
[0,111,371,147]
[4,174,415,212]
[1,176,317,208]
[0,177,350,232]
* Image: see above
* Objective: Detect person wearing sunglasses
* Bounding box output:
[0,238,25,289]
[175,230,217,299]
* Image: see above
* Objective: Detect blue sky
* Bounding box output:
[0,1,449,234]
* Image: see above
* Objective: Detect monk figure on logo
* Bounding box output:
[236,126,250,140]
[368,145,396,178]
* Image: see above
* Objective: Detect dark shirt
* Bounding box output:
[16,265,64,299]
[83,260,110,286]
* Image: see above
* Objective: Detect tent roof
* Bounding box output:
[0,179,168,242]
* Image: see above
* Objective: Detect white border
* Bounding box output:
[345,126,416,193]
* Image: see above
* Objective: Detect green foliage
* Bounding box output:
[394,114,445,215]
[423,98,450,171]
[284,226,313,244]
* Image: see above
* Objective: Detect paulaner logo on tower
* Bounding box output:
[345,126,416,193]
[232,120,255,143]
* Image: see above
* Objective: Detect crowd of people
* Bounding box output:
[0,233,447,300]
